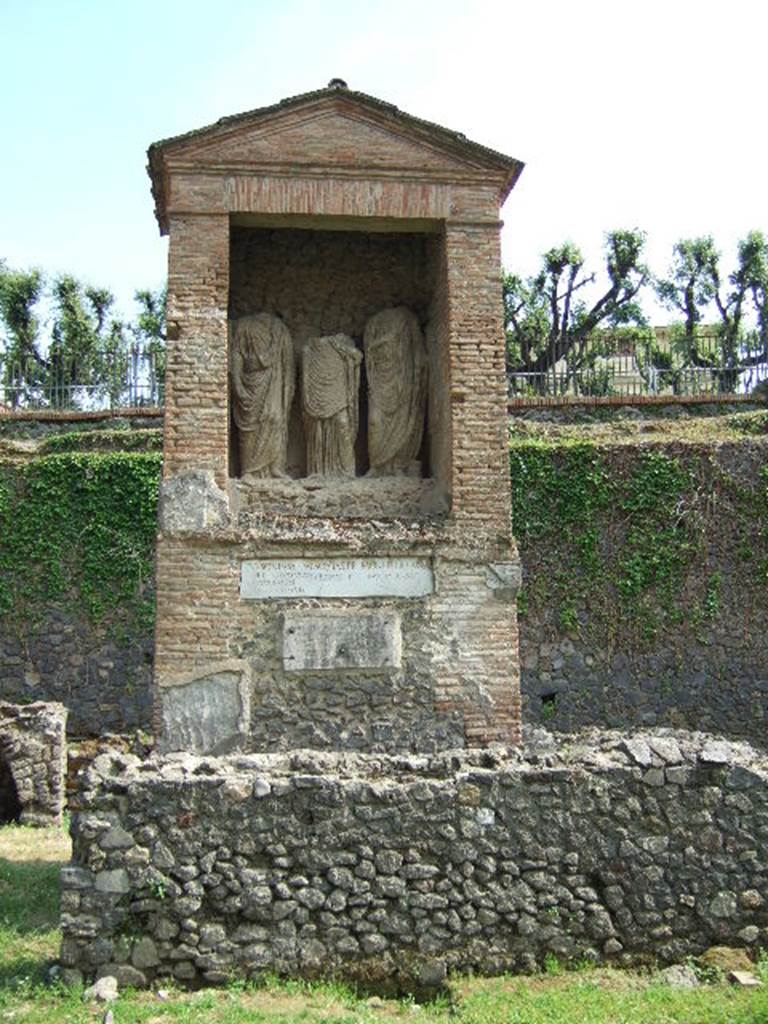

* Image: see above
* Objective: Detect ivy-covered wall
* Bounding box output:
[0,438,160,736]
[511,438,768,743]
[1,418,767,742]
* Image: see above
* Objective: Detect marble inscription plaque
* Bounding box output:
[282,612,401,671]
[240,557,434,599]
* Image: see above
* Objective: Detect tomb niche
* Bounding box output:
[227,225,438,490]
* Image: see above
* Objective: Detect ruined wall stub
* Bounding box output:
[148,81,524,753]
[62,733,768,988]
[0,701,67,826]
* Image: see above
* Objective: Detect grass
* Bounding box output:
[0,821,68,997]
[509,408,768,446]
[2,825,768,1022]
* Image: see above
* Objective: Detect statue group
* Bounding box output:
[230,307,428,479]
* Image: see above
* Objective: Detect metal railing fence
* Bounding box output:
[3,345,766,411]
[507,331,765,403]
[0,354,165,411]
[508,352,768,403]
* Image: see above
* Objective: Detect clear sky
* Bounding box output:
[2,0,766,320]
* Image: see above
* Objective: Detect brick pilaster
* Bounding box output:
[163,215,230,488]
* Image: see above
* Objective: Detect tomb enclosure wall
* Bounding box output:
[0,618,152,738]
[61,731,768,988]
[0,415,160,737]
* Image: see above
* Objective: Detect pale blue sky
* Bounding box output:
[2,0,766,319]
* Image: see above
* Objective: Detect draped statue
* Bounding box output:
[230,313,295,478]
[301,334,362,477]
[364,306,427,476]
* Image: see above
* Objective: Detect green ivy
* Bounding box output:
[729,411,768,436]
[509,441,612,572]
[617,452,694,600]
[41,428,163,454]
[508,440,764,642]
[0,452,162,635]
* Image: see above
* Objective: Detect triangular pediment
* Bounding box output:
[148,86,523,232]
[169,106,486,177]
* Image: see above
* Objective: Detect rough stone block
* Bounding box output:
[95,869,130,894]
[486,562,522,596]
[158,470,228,533]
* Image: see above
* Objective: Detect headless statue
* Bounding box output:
[302,334,362,477]
[364,306,427,476]
[230,313,295,478]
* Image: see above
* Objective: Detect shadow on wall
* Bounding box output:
[0,757,21,824]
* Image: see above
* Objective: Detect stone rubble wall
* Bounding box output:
[0,414,159,737]
[0,700,67,826]
[0,620,152,738]
[61,729,768,988]
[517,441,768,744]
[521,635,768,741]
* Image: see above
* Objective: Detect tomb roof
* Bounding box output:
[147,82,524,234]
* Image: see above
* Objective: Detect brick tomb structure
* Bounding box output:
[148,82,524,754]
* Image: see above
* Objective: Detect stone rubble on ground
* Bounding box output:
[83,975,118,1003]
[657,964,700,988]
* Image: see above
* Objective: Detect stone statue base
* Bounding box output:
[231,475,448,520]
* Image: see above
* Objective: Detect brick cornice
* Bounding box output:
[166,159,510,190]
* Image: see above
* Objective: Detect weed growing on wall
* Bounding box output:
[40,429,163,454]
[0,452,161,636]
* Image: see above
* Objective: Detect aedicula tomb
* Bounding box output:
[149,80,524,755]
